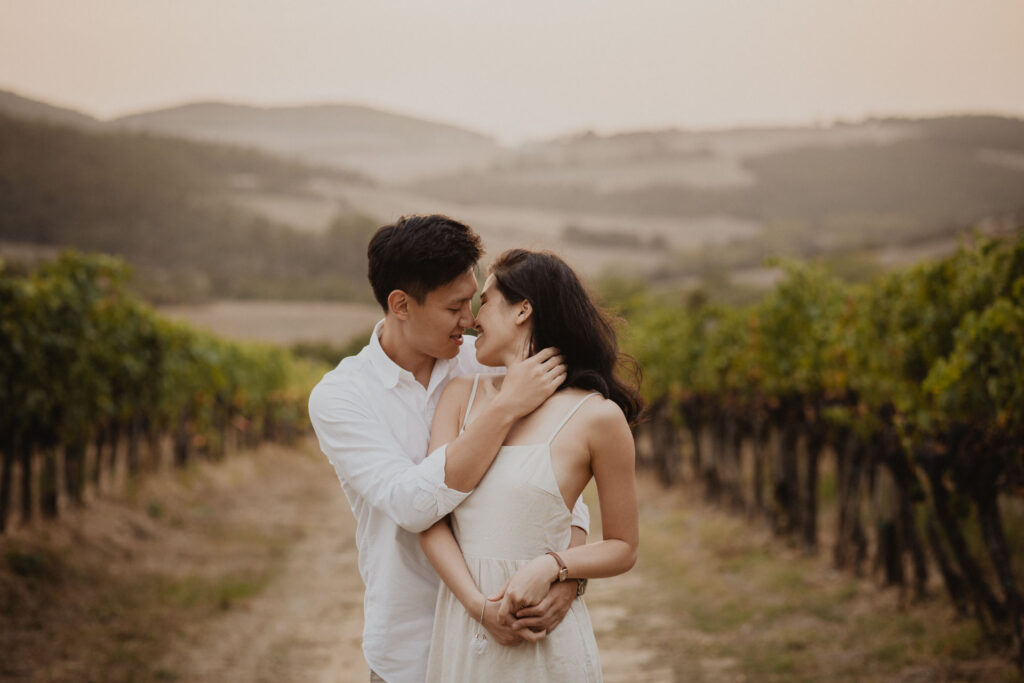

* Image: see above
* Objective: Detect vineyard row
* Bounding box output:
[0,252,323,532]
[625,231,1024,665]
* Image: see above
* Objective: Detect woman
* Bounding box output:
[420,249,642,681]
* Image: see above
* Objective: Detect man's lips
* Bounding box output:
[450,333,463,345]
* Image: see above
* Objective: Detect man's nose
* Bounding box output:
[460,305,476,330]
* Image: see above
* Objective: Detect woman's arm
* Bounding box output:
[496,400,638,622]
[419,377,490,625]
[420,377,540,644]
[420,518,534,645]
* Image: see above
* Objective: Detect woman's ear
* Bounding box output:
[387,290,410,320]
[515,300,533,325]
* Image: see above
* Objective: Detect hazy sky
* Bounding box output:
[2,0,1023,143]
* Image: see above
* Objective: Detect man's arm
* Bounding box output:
[308,348,566,533]
[309,385,466,533]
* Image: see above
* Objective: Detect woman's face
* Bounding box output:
[473,274,529,366]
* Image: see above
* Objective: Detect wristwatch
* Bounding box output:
[546,551,569,582]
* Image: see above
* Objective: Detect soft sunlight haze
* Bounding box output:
[2,0,1023,142]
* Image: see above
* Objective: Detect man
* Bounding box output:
[308,214,589,682]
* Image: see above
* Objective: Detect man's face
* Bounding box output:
[404,268,478,360]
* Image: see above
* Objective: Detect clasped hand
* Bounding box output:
[481,554,572,644]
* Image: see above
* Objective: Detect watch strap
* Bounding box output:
[546,551,568,582]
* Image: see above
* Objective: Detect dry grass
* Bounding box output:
[585,472,1021,683]
[0,439,365,682]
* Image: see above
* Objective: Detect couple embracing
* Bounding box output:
[309,214,641,682]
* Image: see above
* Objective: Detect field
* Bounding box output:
[158,300,382,346]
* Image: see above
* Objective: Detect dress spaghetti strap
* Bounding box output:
[546,392,601,445]
[459,374,481,434]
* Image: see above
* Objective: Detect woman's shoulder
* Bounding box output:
[441,373,502,403]
[571,394,633,456]
[446,374,477,391]
[439,374,477,404]
[563,390,628,427]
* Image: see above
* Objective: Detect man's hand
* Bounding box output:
[493,346,566,419]
[477,599,544,646]
[510,579,577,635]
[492,554,561,626]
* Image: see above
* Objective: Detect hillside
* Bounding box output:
[0,89,101,129]
[5,89,1024,303]
[404,116,1024,291]
[112,101,506,182]
[411,117,1024,225]
[0,112,377,302]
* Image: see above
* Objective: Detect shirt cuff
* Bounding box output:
[570,500,591,535]
[414,444,472,516]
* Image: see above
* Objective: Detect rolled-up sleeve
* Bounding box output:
[309,383,470,533]
[570,497,590,535]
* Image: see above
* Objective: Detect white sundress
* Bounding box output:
[426,374,603,682]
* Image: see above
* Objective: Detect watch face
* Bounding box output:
[559,567,569,582]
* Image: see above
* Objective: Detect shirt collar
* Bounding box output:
[367,319,457,391]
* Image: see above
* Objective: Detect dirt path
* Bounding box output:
[2,440,1017,682]
[1,441,367,682]
[153,443,367,682]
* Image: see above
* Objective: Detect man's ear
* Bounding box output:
[387,290,410,320]
[515,300,533,326]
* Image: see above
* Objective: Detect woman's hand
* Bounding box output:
[492,554,561,626]
[511,579,577,635]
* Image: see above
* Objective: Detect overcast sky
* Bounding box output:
[2,0,1023,143]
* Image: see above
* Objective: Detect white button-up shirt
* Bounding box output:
[308,321,589,683]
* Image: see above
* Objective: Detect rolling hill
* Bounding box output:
[405,116,1024,288]
[0,89,102,129]
[112,101,506,182]
[0,109,377,303]
[4,88,1023,304]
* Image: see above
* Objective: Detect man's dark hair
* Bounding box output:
[367,214,483,310]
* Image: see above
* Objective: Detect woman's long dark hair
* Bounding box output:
[490,249,643,424]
